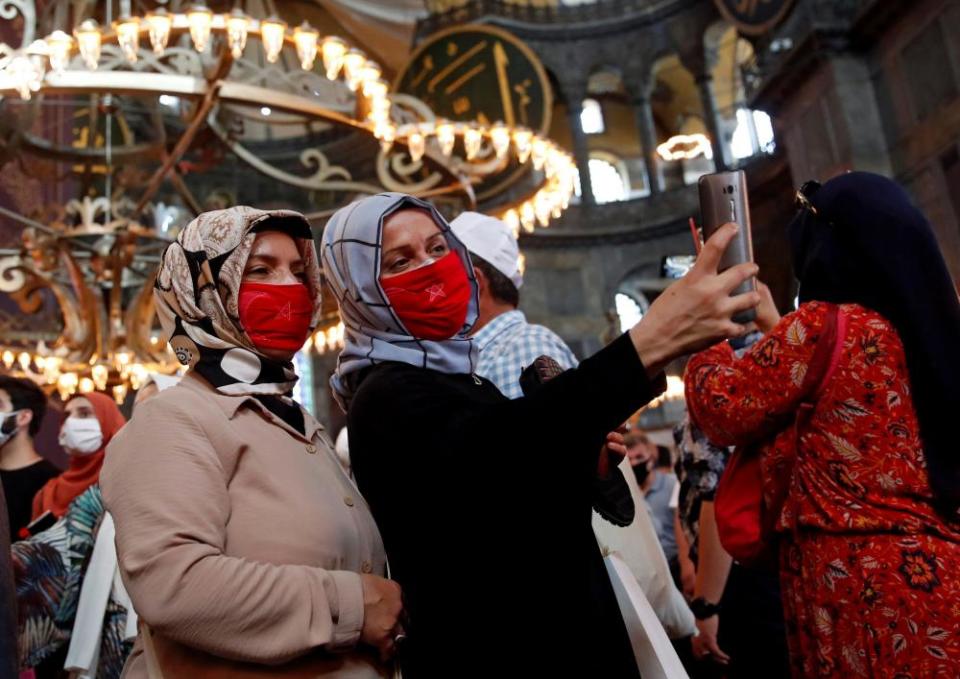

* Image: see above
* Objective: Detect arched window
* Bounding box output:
[580,98,605,134]
[730,108,776,160]
[573,153,628,204]
[615,293,644,333]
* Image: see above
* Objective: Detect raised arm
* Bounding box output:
[684,301,830,447]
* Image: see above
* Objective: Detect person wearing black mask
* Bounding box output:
[0,376,59,538]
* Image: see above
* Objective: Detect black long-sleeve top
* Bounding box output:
[348,332,665,678]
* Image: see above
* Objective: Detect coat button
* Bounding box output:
[344,496,355,507]
[361,561,373,573]
[306,444,317,454]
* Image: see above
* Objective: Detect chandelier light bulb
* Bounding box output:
[364,78,388,101]
[115,16,140,64]
[513,128,533,163]
[490,122,511,160]
[187,5,214,53]
[375,122,396,153]
[74,19,102,70]
[520,202,536,233]
[503,209,521,240]
[225,9,250,59]
[367,98,391,125]
[360,61,382,94]
[146,8,173,55]
[91,364,109,391]
[321,36,346,80]
[407,130,426,162]
[531,137,548,171]
[9,55,43,99]
[435,121,456,157]
[1,351,13,369]
[293,22,319,71]
[113,384,128,405]
[46,30,74,73]
[535,192,552,227]
[79,377,95,394]
[342,49,366,91]
[260,16,287,64]
[463,125,483,161]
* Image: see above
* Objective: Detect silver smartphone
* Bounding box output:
[698,170,757,324]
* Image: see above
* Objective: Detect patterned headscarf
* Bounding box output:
[155,206,323,397]
[321,193,479,410]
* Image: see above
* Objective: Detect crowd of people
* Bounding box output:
[0,172,957,678]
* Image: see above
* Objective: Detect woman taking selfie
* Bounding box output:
[102,206,402,678]
[321,192,760,677]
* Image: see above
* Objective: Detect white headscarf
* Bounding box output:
[321,193,480,410]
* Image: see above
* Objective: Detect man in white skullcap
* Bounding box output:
[450,211,577,399]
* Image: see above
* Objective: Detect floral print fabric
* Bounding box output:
[686,301,960,678]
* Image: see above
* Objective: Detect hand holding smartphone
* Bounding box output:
[697,170,758,324]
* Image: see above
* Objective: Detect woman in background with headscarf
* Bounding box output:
[321,192,760,677]
[685,172,960,677]
[101,206,400,678]
[32,392,125,521]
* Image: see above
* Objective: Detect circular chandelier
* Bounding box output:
[0,2,576,232]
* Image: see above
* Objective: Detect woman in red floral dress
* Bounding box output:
[685,173,960,678]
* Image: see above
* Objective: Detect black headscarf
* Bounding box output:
[788,172,960,515]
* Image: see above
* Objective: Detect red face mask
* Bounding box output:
[380,251,472,340]
[238,282,314,354]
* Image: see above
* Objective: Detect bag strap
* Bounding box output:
[764,304,846,530]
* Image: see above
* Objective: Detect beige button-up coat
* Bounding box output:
[101,373,387,678]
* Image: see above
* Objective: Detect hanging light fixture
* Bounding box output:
[503,209,521,239]
[342,49,366,91]
[463,125,483,161]
[513,128,533,163]
[520,202,536,233]
[293,22,319,70]
[225,8,250,59]
[187,4,214,53]
[531,137,548,171]
[435,121,456,157]
[360,60,382,95]
[91,364,109,391]
[367,94,391,124]
[114,15,140,63]
[8,54,43,99]
[74,19,102,70]
[321,36,346,80]
[490,122,511,160]
[145,8,173,55]
[45,30,73,73]
[364,78,388,101]
[374,122,396,153]
[260,16,287,64]
[407,129,426,162]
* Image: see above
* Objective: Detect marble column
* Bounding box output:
[632,95,663,194]
[566,97,595,206]
[695,72,727,171]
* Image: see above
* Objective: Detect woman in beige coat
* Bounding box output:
[101,206,402,679]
